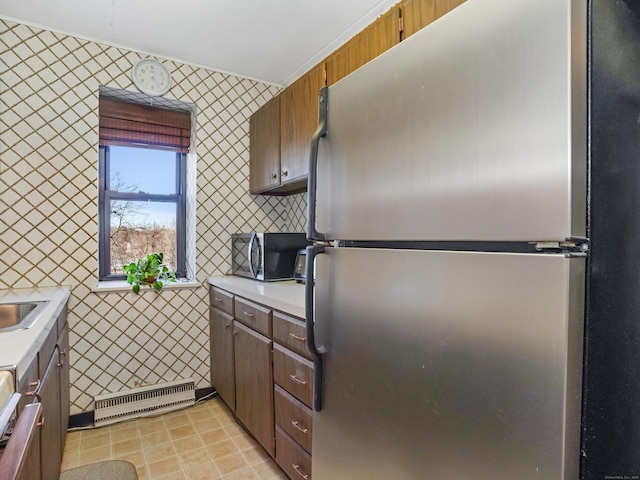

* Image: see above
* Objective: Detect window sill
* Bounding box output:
[92,279,201,293]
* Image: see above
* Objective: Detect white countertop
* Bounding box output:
[0,287,71,382]
[208,276,305,319]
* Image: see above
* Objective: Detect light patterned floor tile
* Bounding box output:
[214,452,250,476]
[62,398,289,480]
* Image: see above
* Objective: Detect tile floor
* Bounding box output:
[61,396,288,480]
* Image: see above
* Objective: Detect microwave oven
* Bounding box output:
[231,232,308,281]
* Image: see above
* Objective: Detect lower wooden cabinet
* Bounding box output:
[209,286,312,478]
[11,302,69,480]
[233,321,275,457]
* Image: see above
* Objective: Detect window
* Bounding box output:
[98,94,190,280]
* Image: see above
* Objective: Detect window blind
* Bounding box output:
[99,97,191,152]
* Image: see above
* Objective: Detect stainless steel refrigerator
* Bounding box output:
[304,0,640,479]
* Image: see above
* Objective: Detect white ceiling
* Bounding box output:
[0,0,399,86]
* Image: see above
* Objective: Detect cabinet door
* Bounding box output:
[233,321,274,456]
[210,307,235,410]
[57,324,69,455]
[0,402,42,480]
[18,404,41,480]
[280,62,326,190]
[39,347,62,480]
[400,0,466,39]
[326,7,401,85]
[249,95,281,193]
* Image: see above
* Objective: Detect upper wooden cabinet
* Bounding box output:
[250,64,325,195]
[400,0,466,39]
[249,95,281,194]
[326,7,401,86]
[280,63,325,190]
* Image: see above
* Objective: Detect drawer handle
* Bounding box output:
[26,380,40,396]
[225,321,231,329]
[243,311,255,318]
[289,374,307,386]
[289,333,306,343]
[214,297,223,303]
[291,420,308,434]
[292,464,309,480]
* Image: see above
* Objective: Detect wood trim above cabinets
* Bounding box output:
[400,0,467,40]
[326,6,401,86]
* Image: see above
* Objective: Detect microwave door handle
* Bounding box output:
[248,233,257,279]
[305,245,325,411]
[307,86,328,243]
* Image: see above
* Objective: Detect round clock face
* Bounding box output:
[131,59,172,96]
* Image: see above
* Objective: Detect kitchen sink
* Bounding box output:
[0,301,48,332]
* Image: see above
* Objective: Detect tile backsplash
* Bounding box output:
[0,18,307,414]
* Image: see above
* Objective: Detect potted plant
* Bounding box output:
[123,253,177,294]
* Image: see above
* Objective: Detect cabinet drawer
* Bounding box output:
[234,297,272,337]
[275,385,312,454]
[210,287,234,315]
[17,358,38,414]
[276,426,312,480]
[273,312,311,360]
[273,343,313,408]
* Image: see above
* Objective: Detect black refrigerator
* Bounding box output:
[303,0,640,479]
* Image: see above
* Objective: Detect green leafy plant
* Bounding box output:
[123,253,177,294]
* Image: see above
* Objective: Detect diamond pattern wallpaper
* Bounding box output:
[0,18,308,414]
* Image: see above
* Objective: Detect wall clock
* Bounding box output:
[131,58,172,96]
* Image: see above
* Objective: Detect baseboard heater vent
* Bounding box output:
[94,378,195,427]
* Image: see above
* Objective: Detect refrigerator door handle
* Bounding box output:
[247,233,258,279]
[306,86,328,242]
[305,244,325,411]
